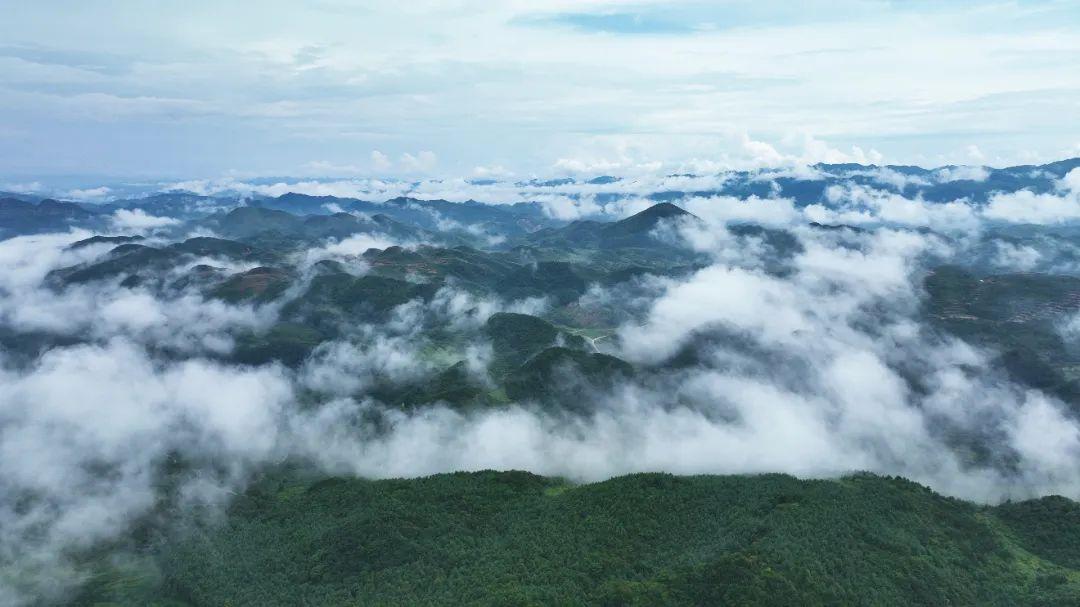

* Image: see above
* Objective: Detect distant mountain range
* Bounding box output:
[3,157,1079,240]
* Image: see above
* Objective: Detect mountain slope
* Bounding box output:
[523,202,696,249]
[204,206,432,248]
[69,471,1080,606]
[0,197,103,236]
[601,202,693,238]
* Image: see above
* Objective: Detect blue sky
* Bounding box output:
[0,0,1078,183]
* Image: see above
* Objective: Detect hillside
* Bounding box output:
[67,471,1080,606]
[524,203,697,250]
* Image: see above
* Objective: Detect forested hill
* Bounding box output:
[69,471,1080,606]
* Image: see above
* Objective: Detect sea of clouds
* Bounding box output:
[2,166,1080,603]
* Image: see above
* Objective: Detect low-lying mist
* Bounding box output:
[3,177,1080,603]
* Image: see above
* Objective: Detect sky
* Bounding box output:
[0,0,1079,182]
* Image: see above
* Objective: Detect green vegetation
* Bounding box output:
[484,312,585,376]
[285,273,438,329]
[523,202,697,251]
[400,360,487,409]
[504,346,633,408]
[48,244,177,285]
[598,201,693,246]
[46,237,274,288]
[210,267,293,303]
[168,236,265,260]
[67,471,1080,606]
[204,207,430,248]
[66,234,145,250]
[924,265,1080,411]
[233,323,325,366]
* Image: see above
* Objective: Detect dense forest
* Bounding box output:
[65,471,1080,606]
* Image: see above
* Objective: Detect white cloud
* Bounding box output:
[1,182,44,194]
[740,134,787,167]
[808,184,978,229]
[536,194,603,220]
[370,150,392,172]
[552,157,625,174]
[302,160,368,176]
[63,186,112,201]
[991,241,1042,271]
[399,150,438,172]
[1063,167,1080,193]
[0,338,292,578]
[0,231,272,352]
[935,166,990,183]
[983,189,1080,224]
[851,167,931,190]
[739,134,884,171]
[680,195,801,227]
[297,232,408,269]
[110,208,180,231]
[473,164,512,178]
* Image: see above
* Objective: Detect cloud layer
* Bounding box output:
[1,2,1079,178]
[4,180,1080,602]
